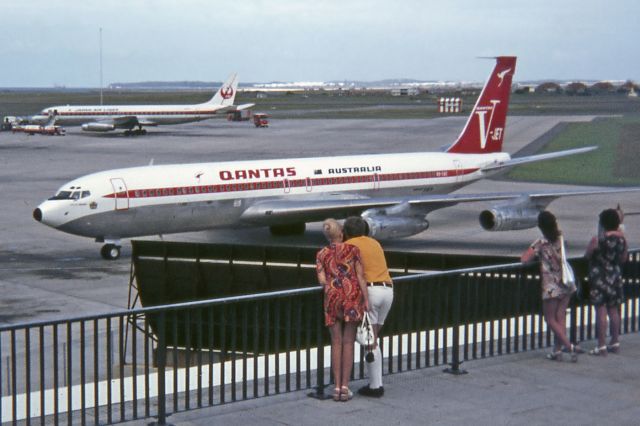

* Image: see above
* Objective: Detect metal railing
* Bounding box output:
[1,250,639,425]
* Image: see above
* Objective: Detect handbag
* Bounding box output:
[559,235,576,291]
[356,312,375,346]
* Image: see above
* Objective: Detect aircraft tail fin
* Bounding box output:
[447,56,516,154]
[45,110,58,126]
[206,73,239,106]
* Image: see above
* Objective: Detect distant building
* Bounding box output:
[391,87,420,96]
[565,82,588,95]
[591,81,616,94]
[535,82,562,94]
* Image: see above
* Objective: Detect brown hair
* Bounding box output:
[538,211,560,243]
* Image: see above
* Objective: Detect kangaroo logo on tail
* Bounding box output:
[447,56,516,154]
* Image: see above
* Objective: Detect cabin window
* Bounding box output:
[81,191,91,199]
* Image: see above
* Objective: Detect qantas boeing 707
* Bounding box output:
[33,56,636,259]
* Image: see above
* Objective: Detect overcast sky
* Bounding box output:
[2,0,638,87]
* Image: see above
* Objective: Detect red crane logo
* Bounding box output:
[220,86,234,100]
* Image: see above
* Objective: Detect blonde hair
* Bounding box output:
[322,218,343,242]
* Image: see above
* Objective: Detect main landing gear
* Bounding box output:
[100,243,122,260]
[123,128,147,136]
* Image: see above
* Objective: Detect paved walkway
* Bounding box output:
[124,332,640,426]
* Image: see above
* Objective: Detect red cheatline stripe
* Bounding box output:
[57,110,219,117]
[103,168,479,199]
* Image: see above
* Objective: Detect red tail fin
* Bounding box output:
[447,56,516,154]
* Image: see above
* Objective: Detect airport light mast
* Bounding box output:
[99,27,103,105]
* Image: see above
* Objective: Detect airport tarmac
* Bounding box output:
[1,116,638,324]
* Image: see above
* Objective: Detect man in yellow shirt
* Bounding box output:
[343,216,394,398]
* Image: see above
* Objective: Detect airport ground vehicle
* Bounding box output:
[253,113,269,127]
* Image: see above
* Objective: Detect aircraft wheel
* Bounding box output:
[124,130,132,137]
[269,223,306,236]
[141,129,147,135]
[100,244,121,260]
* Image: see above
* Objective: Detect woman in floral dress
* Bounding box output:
[522,211,580,361]
[585,208,628,356]
[316,219,369,401]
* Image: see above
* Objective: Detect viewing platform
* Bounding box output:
[128,332,640,425]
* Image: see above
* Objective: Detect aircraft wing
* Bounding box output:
[111,116,140,128]
[215,103,256,114]
[239,186,640,226]
[481,146,597,172]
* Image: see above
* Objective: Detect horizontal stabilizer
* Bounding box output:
[481,146,597,172]
[236,103,255,111]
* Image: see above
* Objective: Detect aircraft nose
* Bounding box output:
[33,208,43,222]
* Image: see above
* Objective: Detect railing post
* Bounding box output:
[308,296,330,399]
[151,312,172,426]
[444,274,467,375]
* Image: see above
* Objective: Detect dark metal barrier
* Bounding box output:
[1,250,639,425]
[131,241,517,302]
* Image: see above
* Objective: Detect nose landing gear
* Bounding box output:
[100,243,121,260]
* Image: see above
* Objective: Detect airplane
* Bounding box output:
[12,114,65,136]
[32,56,637,260]
[30,74,254,136]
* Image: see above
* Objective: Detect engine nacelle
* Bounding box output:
[479,207,540,231]
[82,123,116,132]
[362,214,429,240]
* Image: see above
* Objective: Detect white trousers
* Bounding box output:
[365,286,393,389]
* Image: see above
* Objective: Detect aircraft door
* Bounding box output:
[453,160,463,182]
[283,179,291,194]
[373,173,381,190]
[305,177,313,192]
[110,178,129,210]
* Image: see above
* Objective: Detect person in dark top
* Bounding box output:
[585,208,628,356]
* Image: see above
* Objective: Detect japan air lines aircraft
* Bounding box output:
[33,57,630,259]
[30,74,253,136]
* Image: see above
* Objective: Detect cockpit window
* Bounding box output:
[48,191,73,200]
[48,190,91,201]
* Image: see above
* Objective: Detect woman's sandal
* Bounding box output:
[561,344,580,362]
[340,386,353,402]
[545,350,562,361]
[607,342,620,354]
[588,345,608,356]
[333,387,341,401]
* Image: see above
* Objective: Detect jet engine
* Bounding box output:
[82,123,116,132]
[361,203,429,239]
[479,206,541,231]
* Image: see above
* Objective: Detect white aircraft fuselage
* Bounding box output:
[34,151,509,241]
[40,103,223,127]
[29,74,251,134]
